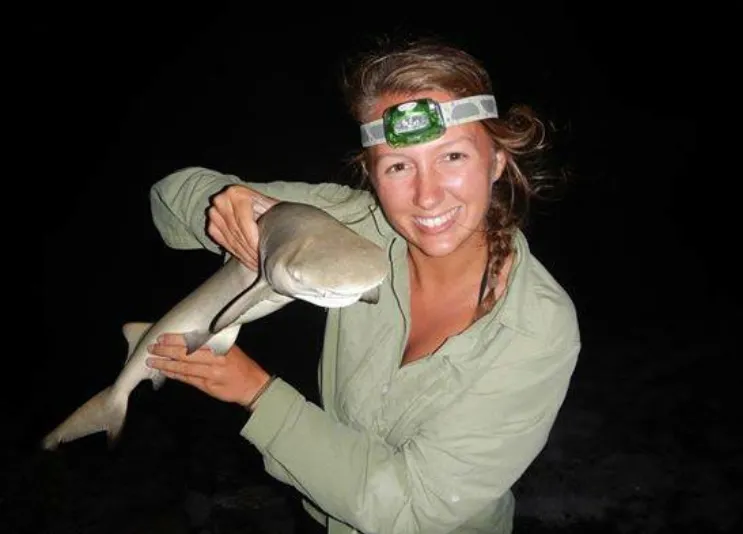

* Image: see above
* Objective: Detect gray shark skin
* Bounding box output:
[41,201,388,450]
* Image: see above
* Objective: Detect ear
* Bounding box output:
[491,150,507,184]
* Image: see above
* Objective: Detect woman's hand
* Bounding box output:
[206,185,279,271]
[146,333,272,408]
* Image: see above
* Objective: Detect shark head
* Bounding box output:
[263,233,388,307]
[258,203,389,308]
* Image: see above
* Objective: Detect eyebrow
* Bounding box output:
[374,135,476,161]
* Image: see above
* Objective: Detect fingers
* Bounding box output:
[207,205,255,262]
[237,212,260,264]
[145,332,230,398]
[207,187,261,270]
[147,356,216,379]
[147,337,219,364]
[155,333,187,346]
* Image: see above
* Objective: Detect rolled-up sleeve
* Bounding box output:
[149,166,374,253]
[149,167,244,253]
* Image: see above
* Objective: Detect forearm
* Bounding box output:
[149,167,374,253]
[241,379,415,534]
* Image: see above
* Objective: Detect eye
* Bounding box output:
[444,152,468,162]
[386,162,408,174]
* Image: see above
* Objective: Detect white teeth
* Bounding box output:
[414,207,459,228]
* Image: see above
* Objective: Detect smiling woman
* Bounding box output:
[146,35,580,534]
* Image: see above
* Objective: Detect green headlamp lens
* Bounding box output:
[359,94,499,148]
[383,99,446,148]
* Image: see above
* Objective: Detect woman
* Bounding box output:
[146,37,580,534]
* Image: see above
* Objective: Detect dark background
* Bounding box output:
[6,4,738,533]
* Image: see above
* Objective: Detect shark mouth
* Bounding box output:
[295,284,381,308]
[299,294,362,308]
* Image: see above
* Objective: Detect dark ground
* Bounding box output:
[7,5,739,534]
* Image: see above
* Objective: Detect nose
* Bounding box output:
[413,167,444,210]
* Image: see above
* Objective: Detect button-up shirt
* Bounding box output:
[150,167,581,534]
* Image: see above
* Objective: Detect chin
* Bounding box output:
[409,236,463,258]
[409,224,486,258]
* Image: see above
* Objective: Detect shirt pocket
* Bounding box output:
[335,325,396,431]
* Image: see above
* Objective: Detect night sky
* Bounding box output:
[12,5,739,533]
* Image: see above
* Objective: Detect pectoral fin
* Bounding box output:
[210,278,274,334]
[183,330,213,355]
[204,324,242,355]
[359,286,380,304]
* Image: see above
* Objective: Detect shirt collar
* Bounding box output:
[382,214,542,348]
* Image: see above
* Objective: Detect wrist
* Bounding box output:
[241,374,277,412]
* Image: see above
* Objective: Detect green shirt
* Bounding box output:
[150,167,581,534]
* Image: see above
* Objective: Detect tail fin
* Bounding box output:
[41,386,128,451]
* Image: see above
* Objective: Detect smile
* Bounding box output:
[413,206,461,229]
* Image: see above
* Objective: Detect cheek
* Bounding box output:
[440,168,490,198]
[440,171,466,190]
[373,179,407,206]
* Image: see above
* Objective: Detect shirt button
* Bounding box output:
[381,384,389,394]
[451,495,460,503]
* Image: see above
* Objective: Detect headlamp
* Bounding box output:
[360,94,498,148]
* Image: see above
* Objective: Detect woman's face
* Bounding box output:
[368,90,505,259]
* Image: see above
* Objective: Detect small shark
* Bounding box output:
[41,201,388,450]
